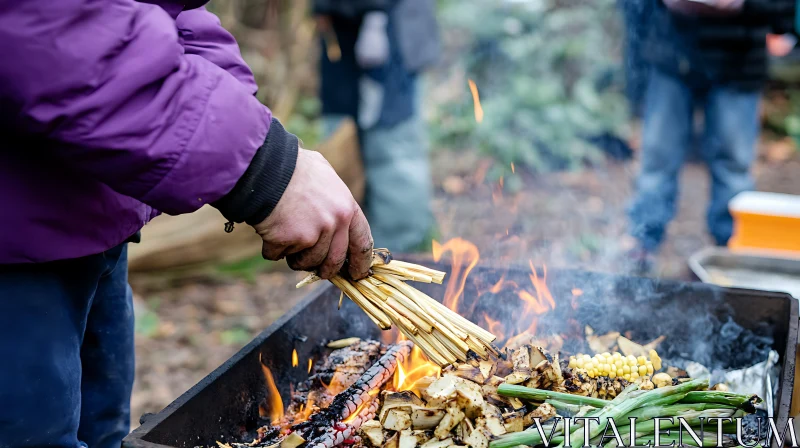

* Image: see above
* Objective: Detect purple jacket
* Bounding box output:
[0,0,298,263]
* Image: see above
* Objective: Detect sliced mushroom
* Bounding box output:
[358,420,384,447]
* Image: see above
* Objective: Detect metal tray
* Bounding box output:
[689,247,800,298]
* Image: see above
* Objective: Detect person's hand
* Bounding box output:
[253,149,373,280]
[355,12,390,68]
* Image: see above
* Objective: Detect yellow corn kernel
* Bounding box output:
[652,357,662,371]
[631,372,640,381]
[608,370,616,379]
[612,352,622,360]
[623,373,631,381]
[583,354,592,362]
[627,355,637,365]
[646,362,654,375]
[638,365,647,376]
[614,359,624,370]
[649,349,659,359]
[576,359,584,369]
[601,352,611,358]
[623,365,631,374]
[637,356,647,366]
[610,364,617,373]
[568,358,576,368]
[603,364,611,374]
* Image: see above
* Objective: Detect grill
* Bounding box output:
[123,263,798,448]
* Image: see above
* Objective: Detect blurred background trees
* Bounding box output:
[207,0,323,147]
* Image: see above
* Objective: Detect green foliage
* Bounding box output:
[215,255,274,283]
[784,91,800,147]
[135,309,160,338]
[432,0,629,173]
[286,96,323,149]
[220,327,253,346]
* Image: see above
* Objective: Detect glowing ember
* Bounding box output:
[393,346,440,395]
[431,238,480,315]
[572,288,583,297]
[307,358,313,374]
[467,79,483,123]
[259,354,284,424]
[342,389,380,424]
[292,349,299,368]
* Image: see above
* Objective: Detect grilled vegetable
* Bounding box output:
[567,349,661,380]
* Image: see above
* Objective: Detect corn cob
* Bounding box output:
[567,349,662,380]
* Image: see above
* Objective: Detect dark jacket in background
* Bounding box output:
[315,0,440,128]
[644,0,796,90]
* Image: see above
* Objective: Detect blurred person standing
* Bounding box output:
[620,0,654,118]
[625,0,796,272]
[314,0,441,253]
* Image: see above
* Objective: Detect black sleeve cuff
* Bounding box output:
[212,118,299,226]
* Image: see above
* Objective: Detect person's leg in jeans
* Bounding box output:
[703,86,760,245]
[627,69,695,253]
[0,244,134,448]
[78,244,135,448]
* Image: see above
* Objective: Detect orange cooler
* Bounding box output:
[728,191,800,254]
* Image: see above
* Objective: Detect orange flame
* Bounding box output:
[519,262,556,335]
[475,262,558,347]
[393,345,441,395]
[467,79,484,123]
[307,358,313,374]
[299,395,316,421]
[482,313,506,341]
[432,238,480,314]
[292,349,299,368]
[571,288,583,297]
[259,355,284,425]
[320,375,347,396]
[511,163,515,174]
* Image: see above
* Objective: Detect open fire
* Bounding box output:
[220,239,775,448]
[122,248,796,448]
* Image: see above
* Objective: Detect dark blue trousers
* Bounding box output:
[627,69,759,250]
[0,244,134,448]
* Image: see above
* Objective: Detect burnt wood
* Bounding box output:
[123,264,798,448]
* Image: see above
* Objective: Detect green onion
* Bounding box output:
[568,378,709,447]
[497,384,609,408]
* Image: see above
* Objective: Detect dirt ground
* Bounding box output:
[128,137,800,431]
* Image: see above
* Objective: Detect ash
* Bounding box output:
[741,410,770,446]
[715,318,774,369]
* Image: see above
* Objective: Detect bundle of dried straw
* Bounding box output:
[296,250,496,366]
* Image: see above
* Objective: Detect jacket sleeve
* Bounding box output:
[176,6,259,94]
[0,0,297,219]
